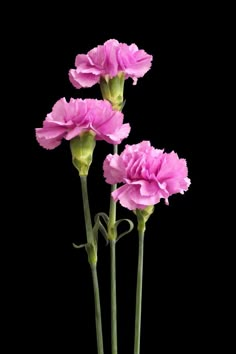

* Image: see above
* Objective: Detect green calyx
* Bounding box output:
[70,131,96,176]
[100,72,125,111]
[135,205,155,233]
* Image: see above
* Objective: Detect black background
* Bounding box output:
[7,5,215,353]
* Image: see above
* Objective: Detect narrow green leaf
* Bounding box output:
[115,218,134,242]
[72,242,88,249]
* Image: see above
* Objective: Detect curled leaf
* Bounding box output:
[94,212,109,244]
[115,218,134,242]
[72,242,88,249]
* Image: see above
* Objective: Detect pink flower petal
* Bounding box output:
[112,185,146,210]
[100,123,130,144]
[36,98,130,150]
[69,39,153,89]
[69,70,100,89]
[35,127,66,150]
[103,141,190,210]
[103,154,126,184]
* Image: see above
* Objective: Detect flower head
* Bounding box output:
[35,98,130,149]
[103,141,190,210]
[69,39,153,89]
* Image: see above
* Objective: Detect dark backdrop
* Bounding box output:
[8,6,210,353]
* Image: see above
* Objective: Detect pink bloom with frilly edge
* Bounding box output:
[103,141,191,210]
[69,39,153,89]
[36,98,130,149]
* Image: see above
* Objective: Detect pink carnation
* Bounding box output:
[36,98,130,149]
[69,39,153,88]
[103,141,191,210]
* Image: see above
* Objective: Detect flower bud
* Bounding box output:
[70,131,96,176]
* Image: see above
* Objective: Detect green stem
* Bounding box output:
[110,240,118,354]
[108,143,118,354]
[109,144,118,231]
[91,265,105,354]
[80,175,94,245]
[80,176,104,354]
[134,230,145,354]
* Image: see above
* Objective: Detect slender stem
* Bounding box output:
[80,175,104,354]
[110,240,118,354]
[109,144,118,229]
[134,230,145,354]
[109,144,118,227]
[80,175,93,244]
[91,265,105,354]
[109,143,118,354]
